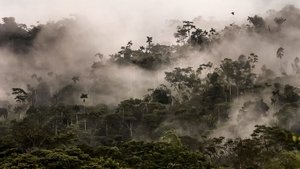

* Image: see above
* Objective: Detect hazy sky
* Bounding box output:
[0,0,298,24]
[0,0,299,54]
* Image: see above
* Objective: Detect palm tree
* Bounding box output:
[72,76,79,84]
[146,36,152,46]
[127,40,133,47]
[80,93,88,103]
[80,93,88,130]
[118,41,133,60]
[146,36,153,53]
[139,46,145,51]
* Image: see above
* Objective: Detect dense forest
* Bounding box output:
[0,4,299,169]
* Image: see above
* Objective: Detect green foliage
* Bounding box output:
[10,106,77,150]
[110,38,173,70]
[2,11,300,169]
[262,151,300,169]
[160,130,182,147]
[5,53,300,168]
[0,147,124,169]
[247,15,266,32]
[146,84,172,104]
[199,125,300,169]
[165,67,201,101]
[174,21,218,48]
[88,141,210,169]
[12,88,29,103]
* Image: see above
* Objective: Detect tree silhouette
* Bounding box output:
[146,36,152,46]
[292,57,300,74]
[72,76,79,84]
[277,47,284,59]
[247,15,266,32]
[274,17,286,26]
[277,47,286,75]
[80,93,88,103]
[118,41,133,60]
[12,88,29,103]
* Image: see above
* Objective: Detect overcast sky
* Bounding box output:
[0,0,299,54]
[0,0,298,24]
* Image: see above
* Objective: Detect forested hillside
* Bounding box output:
[0,5,299,169]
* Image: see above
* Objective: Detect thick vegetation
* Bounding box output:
[0,5,300,169]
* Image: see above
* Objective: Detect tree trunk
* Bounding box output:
[122,108,125,123]
[84,119,87,131]
[76,114,78,125]
[17,112,21,120]
[105,122,109,136]
[227,77,231,101]
[129,122,133,138]
[223,86,228,102]
[229,84,232,101]
[55,120,58,136]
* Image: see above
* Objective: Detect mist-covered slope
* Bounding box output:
[0,4,299,169]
